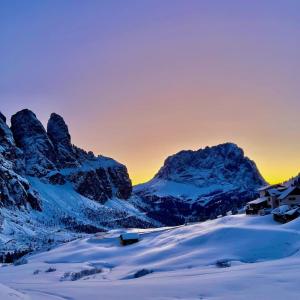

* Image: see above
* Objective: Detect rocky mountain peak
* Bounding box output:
[133,142,266,225]
[6,109,132,203]
[47,113,77,167]
[213,142,244,157]
[11,109,46,143]
[10,109,57,176]
[47,113,71,149]
[155,142,264,188]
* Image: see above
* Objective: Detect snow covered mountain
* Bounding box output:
[132,143,266,225]
[0,109,154,257]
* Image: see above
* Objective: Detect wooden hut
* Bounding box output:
[245,197,270,215]
[120,233,140,246]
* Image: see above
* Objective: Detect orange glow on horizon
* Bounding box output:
[98,139,300,186]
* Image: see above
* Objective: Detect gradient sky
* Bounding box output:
[1,0,300,184]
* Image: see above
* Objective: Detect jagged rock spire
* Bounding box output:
[47,112,79,167]
[11,109,57,176]
[47,113,72,150]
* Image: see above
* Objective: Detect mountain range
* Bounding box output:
[0,109,266,257]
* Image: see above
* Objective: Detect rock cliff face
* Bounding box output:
[0,114,40,210]
[11,109,57,177]
[47,112,79,168]
[63,159,132,203]
[0,108,132,211]
[8,109,132,204]
[45,112,132,202]
[155,143,264,189]
[132,143,266,225]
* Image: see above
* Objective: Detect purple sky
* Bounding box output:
[1,0,300,184]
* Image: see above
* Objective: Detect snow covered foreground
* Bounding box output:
[1,214,300,299]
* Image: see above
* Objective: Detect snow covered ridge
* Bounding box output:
[133,143,266,225]
[1,214,300,299]
[0,109,154,256]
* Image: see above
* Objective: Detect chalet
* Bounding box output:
[246,180,300,223]
[285,207,300,222]
[277,186,300,207]
[245,197,270,215]
[258,184,287,209]
[119,233,140,246]
[272,205,300,223]
[258,184,284,197]
[246,184,289,215]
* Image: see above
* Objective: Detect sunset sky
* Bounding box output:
[1,0,300,185]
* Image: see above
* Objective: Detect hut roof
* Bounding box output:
[248,197,268,205]
[258,184,284,192]
[285,207,300,216]
[120,233,140,240]
[272,205,290,215]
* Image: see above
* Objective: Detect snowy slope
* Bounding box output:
[0,178,155,255]
[0,283,28,300]
[1,214,300,299]
[134,178,234,204]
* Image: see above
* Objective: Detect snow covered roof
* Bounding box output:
[248,197,268,205]
[278,186,299,200]
[258,184,285,192]
[272,205,290,215]
[285,207,300,216]
[268,188,282,197]
[120,233,140,240]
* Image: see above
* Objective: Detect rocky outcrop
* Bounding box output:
[0,113,24,174]
[11,109,57,177]
[64,160,132,204]
[0,169,40,210]
[46,112,133,203]
[46,112,132,202]
[133,143,266,225]
[0,112,41,210]
[155,143,265,189]
[0,108,133,212]
[108,166,132,199]
[0,155,39,209]
[68,168,112,203]
[47,113,78,168]
[6,110,133,203]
